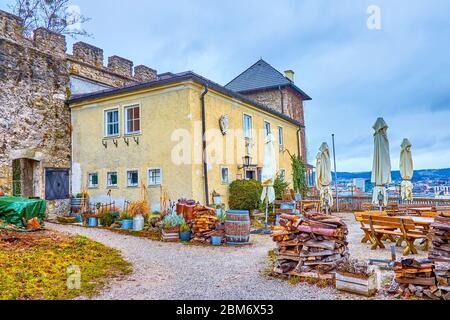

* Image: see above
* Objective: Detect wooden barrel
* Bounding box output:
[225,210,250,245]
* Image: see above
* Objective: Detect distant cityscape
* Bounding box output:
[329,168,450,199]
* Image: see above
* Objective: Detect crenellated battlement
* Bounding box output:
[0,9,157,84]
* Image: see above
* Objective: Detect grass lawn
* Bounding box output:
[0,229,132,300]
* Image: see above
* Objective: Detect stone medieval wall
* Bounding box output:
[0,9,157,216]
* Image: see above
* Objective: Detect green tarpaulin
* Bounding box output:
[0,196,46,229]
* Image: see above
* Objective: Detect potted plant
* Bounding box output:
[179,221,192,242]
[212,190,222,205]
[161,213,184,241]
[99,211,116,228]
[215,211,226,231]
[121,212,134,230]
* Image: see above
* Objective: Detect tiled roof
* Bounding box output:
[67,71,305,128]
[225,59,311,100]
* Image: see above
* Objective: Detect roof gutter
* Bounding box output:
[201,83,210,206]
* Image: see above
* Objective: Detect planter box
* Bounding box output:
[162,229,180,242]
[336,272,378,297]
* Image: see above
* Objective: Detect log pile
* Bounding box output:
[429,217,450,263]
[336,260,373,278]
[434,262,450,300]
[393,258,443,300]
[272,214,349,279]
[191,206,218,244]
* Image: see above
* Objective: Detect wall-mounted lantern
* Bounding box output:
[238,155,253,170]
[102,140,108,149]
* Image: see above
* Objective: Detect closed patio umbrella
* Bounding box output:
[400,138,414,201]
[371,118,392,208]
[316,142,333,213]
[260,134,277,231]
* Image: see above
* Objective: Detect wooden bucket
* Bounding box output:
[225,210,250,245]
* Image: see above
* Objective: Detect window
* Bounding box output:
[279,169,286,183]
[124,105,141,135]
[221,167,229,184]
[278,126,284,149]
[148,169,162,186]
[245,169,256,180]
[105,109,119,137]
[88,173,99,188]
[264,121,271,136]
[127,170,139,187]
[107,172,118,187]
[243,114,253,139]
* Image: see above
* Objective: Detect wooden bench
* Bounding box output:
[354,211,393,244]
[361,215,428,255]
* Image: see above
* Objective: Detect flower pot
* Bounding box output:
[211,236,222,246]
[88,217,98,227]
[133,215,145,231]
[183,204,196,221]
[121,219,133,230]
[176,202,186,215]
[180,231,192,242]
[215,222,225,231]
[213,196,222,205]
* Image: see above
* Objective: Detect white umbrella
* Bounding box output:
[261,134,277,229]
[400,138,414,201]
[316,142,333,212]
[371,118,392,207]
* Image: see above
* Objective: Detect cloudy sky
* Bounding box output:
[2,0,450,172]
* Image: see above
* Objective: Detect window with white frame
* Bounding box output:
[221,167,229,184]
[107,172,118,187]
[243,114,253,139]
[127,170,139,187]
[278,126,284,148]
[148,168,162,186]
[124,105,141,135]
[105,109,119,137]
[88,173,99,188]
[264,121,271,137]
[279,169,286,182]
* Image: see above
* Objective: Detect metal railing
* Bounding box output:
[305,195,450,212]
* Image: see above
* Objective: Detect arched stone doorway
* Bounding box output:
[12,158,41,198]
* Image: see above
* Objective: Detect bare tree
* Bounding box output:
[10,0,91,38]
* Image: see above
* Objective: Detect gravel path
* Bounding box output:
[47,222,367,300]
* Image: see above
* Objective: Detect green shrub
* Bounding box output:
[99,211,116,227]
[229,179,262,212]
[274,175,290,200]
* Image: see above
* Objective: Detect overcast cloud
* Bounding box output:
[2,0,449,172]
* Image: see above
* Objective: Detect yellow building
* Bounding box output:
[69,70,310,211]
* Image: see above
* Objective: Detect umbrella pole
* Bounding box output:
[265,195,269,230]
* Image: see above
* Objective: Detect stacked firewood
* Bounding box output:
[272,214,349,277]
[191,206,218,244]
[336,260,373,278]
[429,217,450,263]
[393,258,443,300]
[434,262,450,300]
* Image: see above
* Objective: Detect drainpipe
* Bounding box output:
[201,84,210,206]
[297,127,302,160]
[279,86,285,114]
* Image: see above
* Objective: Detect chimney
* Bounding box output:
[134,65,158,82]
[33,28,66,55]
[284,70,295,82]
[108,55,133,78]
[73,42,104,67]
